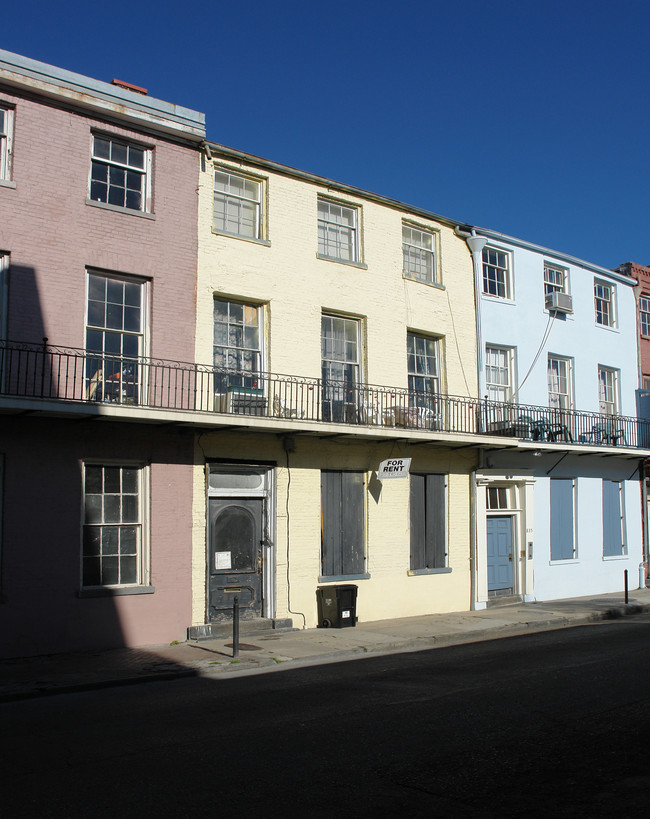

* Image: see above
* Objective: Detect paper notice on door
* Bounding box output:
[215,551,232,570]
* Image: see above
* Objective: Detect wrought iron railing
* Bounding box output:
[1,339,648,449]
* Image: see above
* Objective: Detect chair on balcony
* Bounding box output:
[86,368,103,401]
[273,394,305,419]
[589,421,627,446]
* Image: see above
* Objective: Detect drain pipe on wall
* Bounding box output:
[455,227,488,400]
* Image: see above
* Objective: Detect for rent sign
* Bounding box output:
[377,458,411,479]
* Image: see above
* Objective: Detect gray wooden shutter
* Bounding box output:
[550,478,574,560]
[410,474,425,570]
[603,480,623,557]
[410,473,446,570]
[321,471,364,576]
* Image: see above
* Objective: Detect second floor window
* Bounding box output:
[482,247,511,299]
[485,345,513,402]
[547,355,573,410]
[90,135,150,212]
[594,280,616,327]
[317,199,359,263]
[213,169,262,239]
[321,314,361,423]
[598,366,619,415]
[0,106,14,181]
[213,298,262,378]
[640,296,650,337]
[407,333,440,406]
[86,273,144,403]
[402,224,437,284]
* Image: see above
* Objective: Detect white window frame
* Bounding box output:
[402,222,438,284]
[213,298,264,375]
[598,365,620,415]
[485,345,514,403]
[81,462,149,588]
[544,262,568,296]
[213,168,264,240]
[550,478,577,562]
[640,296,650,338]
[0,105,14,182]
[89,134,152,213]
[317,198,360,264]
[594,279,616,328]
[547,354,573,410]
[603,480,627,558]
[407,332,440,404]
[85,271,146,403]
[482,247,512,299]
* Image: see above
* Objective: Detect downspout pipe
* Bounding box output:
[455,227,488,398]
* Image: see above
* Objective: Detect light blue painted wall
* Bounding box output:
[478,235,643,599]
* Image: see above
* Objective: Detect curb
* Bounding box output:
[1,602,648,702]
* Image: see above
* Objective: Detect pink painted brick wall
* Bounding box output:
[0,87,200,364]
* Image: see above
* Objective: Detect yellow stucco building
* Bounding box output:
[190,145,479,632]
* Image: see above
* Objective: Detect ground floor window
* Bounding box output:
[409,473,446,571]
[82,463,146,587]
[550,478,576,560]
[603,480,626,557]
[321,470,365,577]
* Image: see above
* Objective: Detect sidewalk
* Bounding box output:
[2,589,649,702]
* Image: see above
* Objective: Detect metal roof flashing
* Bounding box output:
[0,49,205,141]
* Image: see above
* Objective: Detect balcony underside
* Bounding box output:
[1,340,648,461]
[1,395,647,460]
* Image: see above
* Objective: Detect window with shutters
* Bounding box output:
[409,473,448,573]
[320,470,367,579]
[603,480,626,557]
[550,478,576,561]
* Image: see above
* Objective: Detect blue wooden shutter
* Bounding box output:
[603,480,623,557]
[550,478,574,560]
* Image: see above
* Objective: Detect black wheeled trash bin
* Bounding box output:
[316,585,358,628]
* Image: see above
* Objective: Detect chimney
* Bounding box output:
[111,79,148,95]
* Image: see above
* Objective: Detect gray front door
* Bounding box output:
[487,515,513,593]
[208,497,263,622]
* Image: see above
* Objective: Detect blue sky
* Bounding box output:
[3,0,649,268]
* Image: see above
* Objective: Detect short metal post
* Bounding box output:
[232,596,240,658]
[624,569,629,605]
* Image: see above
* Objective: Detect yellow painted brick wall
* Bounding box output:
[191,155,478,626]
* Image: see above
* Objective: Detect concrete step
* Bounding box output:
[187,618,294,641]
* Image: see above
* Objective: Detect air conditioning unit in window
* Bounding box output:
[545,291,573,313]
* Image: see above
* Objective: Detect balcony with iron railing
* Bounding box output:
[1,339,649,452]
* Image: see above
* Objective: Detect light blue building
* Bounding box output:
[459,228,647,607]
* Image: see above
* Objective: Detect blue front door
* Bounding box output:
[487,516,513,593]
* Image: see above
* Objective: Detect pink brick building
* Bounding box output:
[0,51,205,657]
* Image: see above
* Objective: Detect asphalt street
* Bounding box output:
[4,617,650,818]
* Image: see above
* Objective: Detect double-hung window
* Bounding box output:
[317,199,359,263]
[402,224,437,284]
[594,280,616,327]
[0,106,14,182]
[550,478,576,561]
[603,480,626,557]
[544,263,567,296]
[407,332,440,424]
[598,366,619,415]
[640,296,650,337]
[482,247,511,299]
[86,272,144,403]
[82,463,147,587]
[321,314,361,423]
[321,470,366,578]
[485,345,514,403]
[547,355,573,410]
[213,298,263,393]
[90,135,151,212]
[213,169,263,239]
[410,473,447,572]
